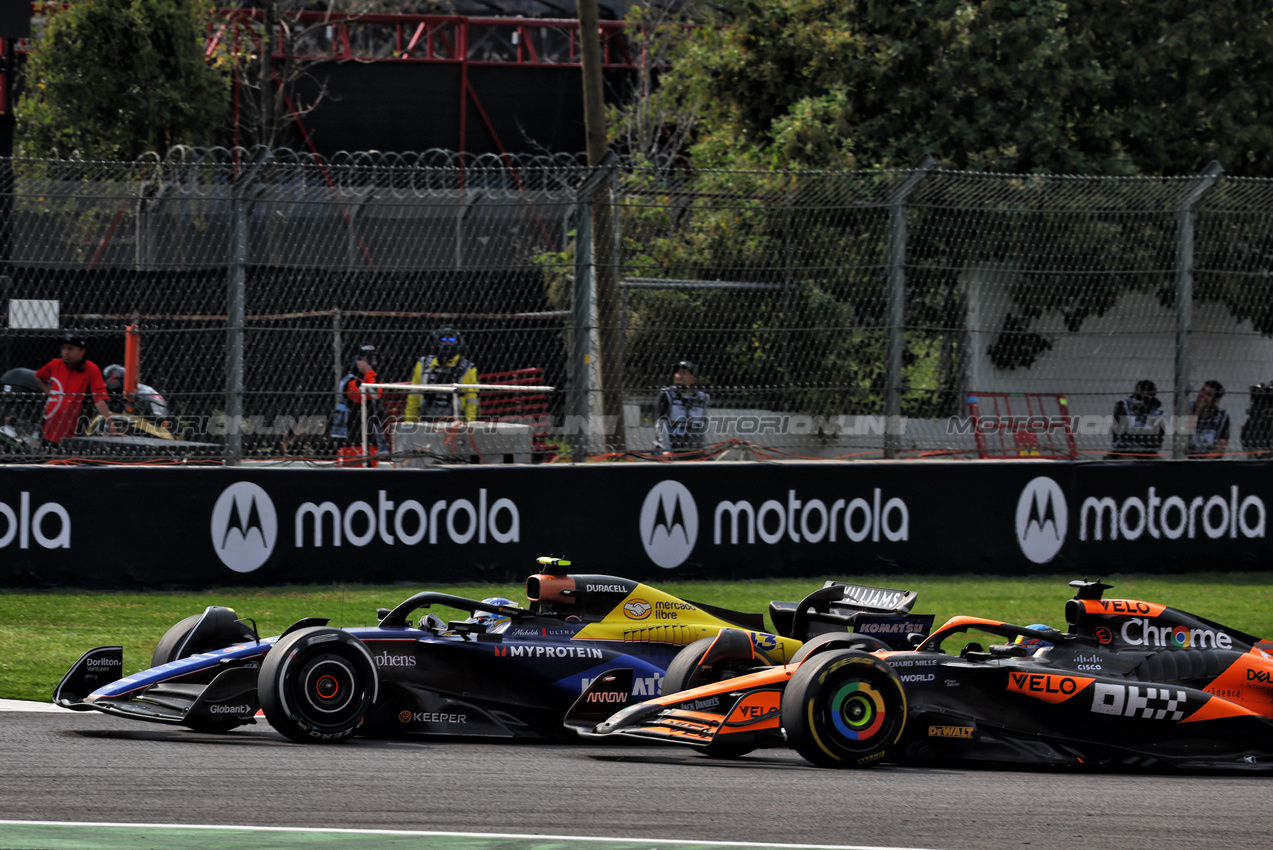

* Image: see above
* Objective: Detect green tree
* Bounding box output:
[18,0,229,159]
[580,0,1273,418]
[649,0,1273,177]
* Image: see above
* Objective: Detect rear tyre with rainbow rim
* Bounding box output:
[781,649,906,768]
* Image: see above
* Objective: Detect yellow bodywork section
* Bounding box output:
[571,583,800,663]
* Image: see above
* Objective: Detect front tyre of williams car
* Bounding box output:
[780,649,908,768]
[258,627,380,743]
[150,608,256,668]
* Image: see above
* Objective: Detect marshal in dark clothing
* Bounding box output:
[1107,379,1166,459]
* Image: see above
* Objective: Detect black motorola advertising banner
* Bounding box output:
[0,460,1268,588]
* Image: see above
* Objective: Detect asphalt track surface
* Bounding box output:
[3,705,1273,850]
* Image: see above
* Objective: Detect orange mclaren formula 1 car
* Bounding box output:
[566,579,1273,771]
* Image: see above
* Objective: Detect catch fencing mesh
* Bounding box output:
[2,148,1273,463]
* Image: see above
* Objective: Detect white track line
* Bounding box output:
[0,822,942,850]
[0,698,68,713]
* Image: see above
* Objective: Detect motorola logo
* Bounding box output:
[1016,476,1067,564]
[211,481,278,573]
[639,480,698,569]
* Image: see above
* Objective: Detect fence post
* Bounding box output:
[331,308,343,406]
[0,154,13,373]
[1172,161,1223,460]
[226,176,247,464]
[225,150,270,465]
[884,155,933,459]
[591,152,625,454]
[612,167,625,438]
[781,198,793,389]
[0,273,9,373]
[571,166,602,460]
[456,191,480,269]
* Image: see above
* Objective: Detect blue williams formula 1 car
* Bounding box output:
[53,558,917,744]
[568,579,1273,771]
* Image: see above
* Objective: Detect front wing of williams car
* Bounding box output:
[569,580,1273,771]
[52,558,819,743]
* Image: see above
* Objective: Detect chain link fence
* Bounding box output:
[2,148,1272,464]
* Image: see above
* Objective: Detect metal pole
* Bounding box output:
[578,0,608,167]
[0,275,9,373]
[331,309,343,404]
[577,1,624,454]
[612,172,625,405]
[226,176,248,465]
[226,149,270,465]
[884,155,933,459]
[781,199,793,399]
[456,190,480,269]
[1172,161,1223,459]
[571,186,596,461]
[591,162,624,453]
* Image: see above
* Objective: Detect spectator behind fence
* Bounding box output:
[1241,381,1273,459]
[405,326,478,423]
[1107,378,1166,459]
[654,359,710,459]
[34,332,115,450]
[1187,380,1230,459]
[330,343,386,460]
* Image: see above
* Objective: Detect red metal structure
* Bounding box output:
[208,10,656,157]
[6,8,665,157]
[966,392,1078,460]
[477,367,554,458]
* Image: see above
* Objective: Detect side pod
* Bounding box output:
[54,646,123,709]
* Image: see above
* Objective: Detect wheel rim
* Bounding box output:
[286,651,364,727]
[828,679,886,742]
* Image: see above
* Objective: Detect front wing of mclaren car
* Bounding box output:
[564,661,794,756]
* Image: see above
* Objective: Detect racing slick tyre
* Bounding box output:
[781,649,906,768]
[789,632,891,666]
[258,627,379,743]
[151,609,256,667]
[664,634,773,694]
[663,637,722,695]
[151,615,203,667]
[664,635,768,759]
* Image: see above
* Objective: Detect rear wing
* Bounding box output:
[770,582,932,647]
